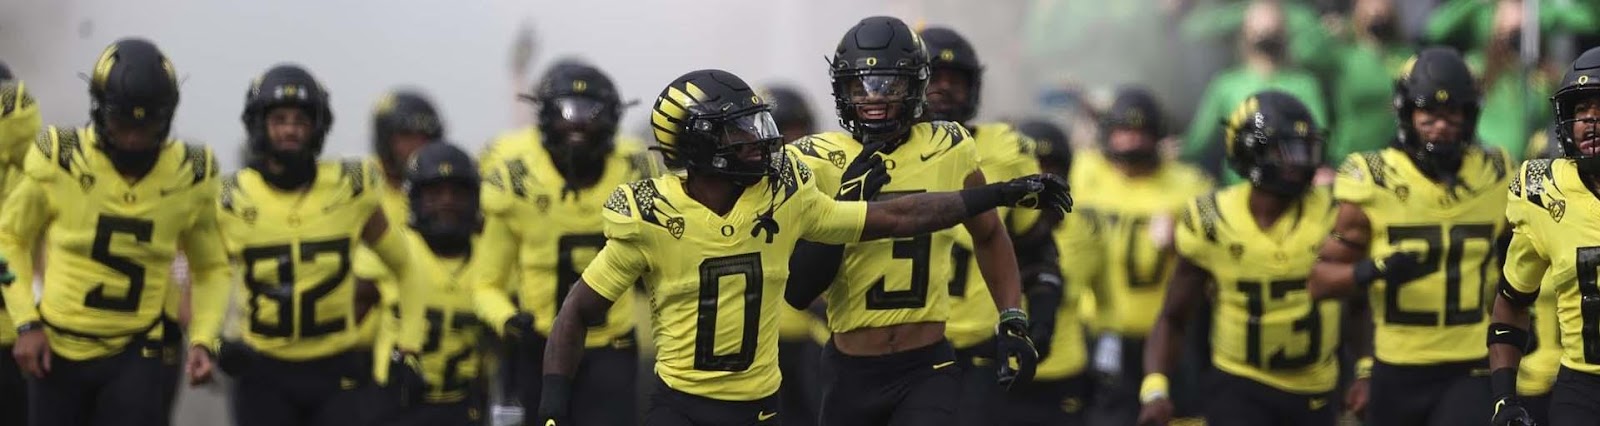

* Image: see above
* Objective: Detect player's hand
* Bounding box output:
[999,174,1073,218]
[1491,396,1537,426]
[217,340,258,377]
[837,143,890,201]
[504,313,537,341]
[537,374,574,426]
[995,309,1038,389]
[1343,377,1370,418]
[390,350,427,407]
[1137,398,1175,426]
[1355,251,1428,287]
[12,325,49,378]
[186,345,216,386]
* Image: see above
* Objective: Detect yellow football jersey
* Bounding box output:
[352,179,410,350]
[1176,184,1342,393]
[478,127,662,178]
[1504,158,1600,376]
[472,136,661,349]
[1069,151,1213,336]
[790,122,979,333]
[582,153,866,401]
[944,122,1043,349]
[1335,147,1509,365]
[373,233,483,403]
[218,159,416,361]
[1035,211,1099,381]
[0,81,41,347]
[0,126,229,361]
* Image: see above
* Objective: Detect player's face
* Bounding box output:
[388,131,431,167]
[418,181,474,231]
[1410,106,1466,146]
[1107,127,1157,154]
[103,114,165,152]
[845,75,912,122]
[543,97,612,151]
[925,69,971,119]
[1571,97,1600,156]
[266,106,313,153]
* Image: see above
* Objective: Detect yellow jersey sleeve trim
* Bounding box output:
[1333,152,1379,204]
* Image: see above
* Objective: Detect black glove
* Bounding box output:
[503,312,537,341]
[963,174,1073,219]
[1353,251,1429,288]
[1023,271,1063,359]
[837,143,891,201]
[389,350,427,408]
[1491,397,1536,426]
[537,374,574,425]
[0,255,15,287]
[995,309,1039,389]
[217,340,258,377]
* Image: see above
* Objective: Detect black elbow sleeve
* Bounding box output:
[785,241,845,310]
[1497,279,1539,309]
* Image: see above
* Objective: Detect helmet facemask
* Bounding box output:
[539,96,618,185]
[680,109,783,187]
[832,70,927,145]
[407,177,480,256]
[1555,89,1600,175]
[1242,132,1325,198]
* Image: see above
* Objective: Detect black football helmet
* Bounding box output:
[1552,46,1600,175]
[0,60,12,80]
[405,141,481,255]
[919,26,982,125]
[650,69,782,187]
[530,59,622,180]
[1100,87,1166,166]
[1393,47,1480,180]
[1224,91,1326,198]
[241,64,334,188]
[89,38,180,177]
[763,84,816,143]
[1016,118,1072,175]
[830,16,930,145]
[372,89,444,174]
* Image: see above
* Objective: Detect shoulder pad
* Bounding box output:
[928,120,972,148]
[609,179,688,240]
[1481,146,1509,182]
[1191,193,1224,242]
[497,156,535,199]
[0,81,36,117]
[789,133,852,169]
[179,143,218,184]
[219,172,252,214]
[337,158,378,199]
[1520,158,1557,208]
[26,126,86,179]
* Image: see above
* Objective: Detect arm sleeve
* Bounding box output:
[0,175,49,326]
[181,167,231,353]
[369,222,426,351]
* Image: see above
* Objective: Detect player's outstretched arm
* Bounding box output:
[181,195,232,386]
[859,173,1072,241]
[1308,202,1374,300]
[1137,256,1210,426]
[362,210,427,353]
[541,280,614,424]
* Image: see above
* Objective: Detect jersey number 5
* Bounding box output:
[240,238,353,338]
[1384,224,1495,326]
[84,215,155,312]
[694,253,762,372]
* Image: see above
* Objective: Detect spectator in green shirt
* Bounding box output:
[1181,0,1328,182]
[1299,0,1413,162]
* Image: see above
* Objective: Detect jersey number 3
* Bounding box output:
[84,215,155,312]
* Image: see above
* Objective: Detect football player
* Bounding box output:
[0,58,40,426]
[534,67,1068,425]
[1138,91,1342,426]
[1006,118,1096,426]
[1073,87,1213,425]
[0,38,230,426]
[366,142,487,426]
[917,26,1062,426]
[471,60,659,426]
[211,64,429,426]
[762,83,828,426]
[1489,45,1600,426]
[1308,47,1508,426]
[780,16,1041,426]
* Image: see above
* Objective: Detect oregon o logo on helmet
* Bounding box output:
[1295,121,1308,136]
[750,95,761,104]
[940,49,955,62]
[438,163,453,176]
[865,57,878,67]
[574,80,588,92]
[134,107,146,119]
[1582,75,1591,85]
[1435,89,1448,102]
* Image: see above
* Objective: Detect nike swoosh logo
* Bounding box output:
[932,361,955,370]
[1309,398,1327,410]
[1495,330,1510,335]
[757,411,778,421]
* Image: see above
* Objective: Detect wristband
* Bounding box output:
[1139,373,1170,403]
[1354,357,1374,380]
[16,321,41,334]
[1353,258,1380,288]
[540,374,574,417]
[1490,367,1518,400]
[959,184,1005,217]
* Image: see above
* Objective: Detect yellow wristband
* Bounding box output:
[1355,357,1374,380]
[1139,373,1170,403]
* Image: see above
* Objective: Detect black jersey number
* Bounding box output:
[84,215,155,312]
[1574,246,1600,363]
[868,190,934,310]
[240,238,353,338]
[556,234,607,312]
[694,253,762,372]
[422,309,480,394]
[1106,213,1173,289]
[947,244,973,297]
[1383,224,1495,326]
[1239,279,1324,369]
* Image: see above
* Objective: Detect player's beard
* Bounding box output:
[253,147,319,189]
